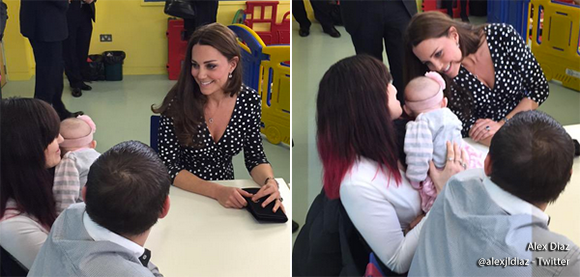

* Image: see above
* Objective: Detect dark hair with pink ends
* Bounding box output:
[316,55,402,199]
[1,98,60,228]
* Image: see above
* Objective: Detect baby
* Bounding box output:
[53,115,101,214]
[403,72,483,213]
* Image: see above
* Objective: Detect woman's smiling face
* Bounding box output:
[412,27,463,78]
[190,44,237,96]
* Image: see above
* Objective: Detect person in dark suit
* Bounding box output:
[292,0,341,38]
[63,0,96,97]
[182,0,219,40]
[0,0,7,41]
[20,0,82,120]
[340,0,417,103]
[443,0,469,22]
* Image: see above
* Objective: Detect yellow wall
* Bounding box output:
[3,0,290,80]
[4,0,35,80]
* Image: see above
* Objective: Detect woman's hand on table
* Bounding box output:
[251,179,285,213]
[428,141,469,193]
[215,185,253,209]
[469,118,503,142]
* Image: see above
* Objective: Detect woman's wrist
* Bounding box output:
[264,177,279,190]
[433,178,445,195]
[500,116,509,125]
[209,182,224,199]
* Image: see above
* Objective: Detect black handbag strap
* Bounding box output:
[0,246,29,277]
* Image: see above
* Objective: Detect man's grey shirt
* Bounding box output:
[409,169,580,277]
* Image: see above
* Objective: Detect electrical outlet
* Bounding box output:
[100,34,112,42]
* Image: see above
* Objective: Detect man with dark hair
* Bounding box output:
[29,141,170,277]
[409,110,579,276]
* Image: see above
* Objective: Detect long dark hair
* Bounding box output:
[1,98,60,228]
[152,23,243,147]
[404,11,486,118]
[317,55,402,199]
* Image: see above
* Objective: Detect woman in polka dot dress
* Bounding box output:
[152,23,284,213]
[404,12,549,146]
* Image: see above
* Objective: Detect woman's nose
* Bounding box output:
[197,67,207,78]
[429,60,441,71]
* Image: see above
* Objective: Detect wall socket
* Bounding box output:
[100,34,112,42]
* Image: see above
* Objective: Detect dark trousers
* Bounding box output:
[30,39,67,117]
[63,2,93,89]
[292,0,335,30]
[345,0,410,102]
[443,0,468,18]
[183,0,218,40]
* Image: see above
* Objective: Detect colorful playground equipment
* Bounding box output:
[488,0,531,41]
[166,18,188,80]
[228,24,290,145]
[167,1,289,80]
[484,0,579,91]
[236,1,290,45]
[422,0,470,19]
[531,0,580,91]
[259,46,290,145]
[228,24,267,91]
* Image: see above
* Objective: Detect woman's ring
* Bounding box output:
[485,126,491,131]
[448,158,454,162]
[279,197,283,202]
[461,162,467,169]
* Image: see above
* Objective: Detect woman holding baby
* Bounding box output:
[404,11,549,146]
[295,11,549,276]
[0,98,62,271]
[293,55,468,276]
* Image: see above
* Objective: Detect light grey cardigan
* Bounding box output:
[408,169,580,276]
[28,203,163,277]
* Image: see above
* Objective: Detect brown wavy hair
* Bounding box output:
[152,23,242,147]
[404,11,486,118]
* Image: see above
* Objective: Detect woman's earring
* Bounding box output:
[457,42,460,48]
[228,72,233,79]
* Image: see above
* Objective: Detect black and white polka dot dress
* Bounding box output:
[158,86,269,181]
[451,23,549,137]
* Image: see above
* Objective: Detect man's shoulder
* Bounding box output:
[78,254,157,277]
[56,203,86,222]
[445,168,487,189]
[530,228,580,257]
[34,231,154,277]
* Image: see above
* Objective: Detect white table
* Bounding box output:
[465,124,580,244]
[146,179,291,277]
[547,125,580,245]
